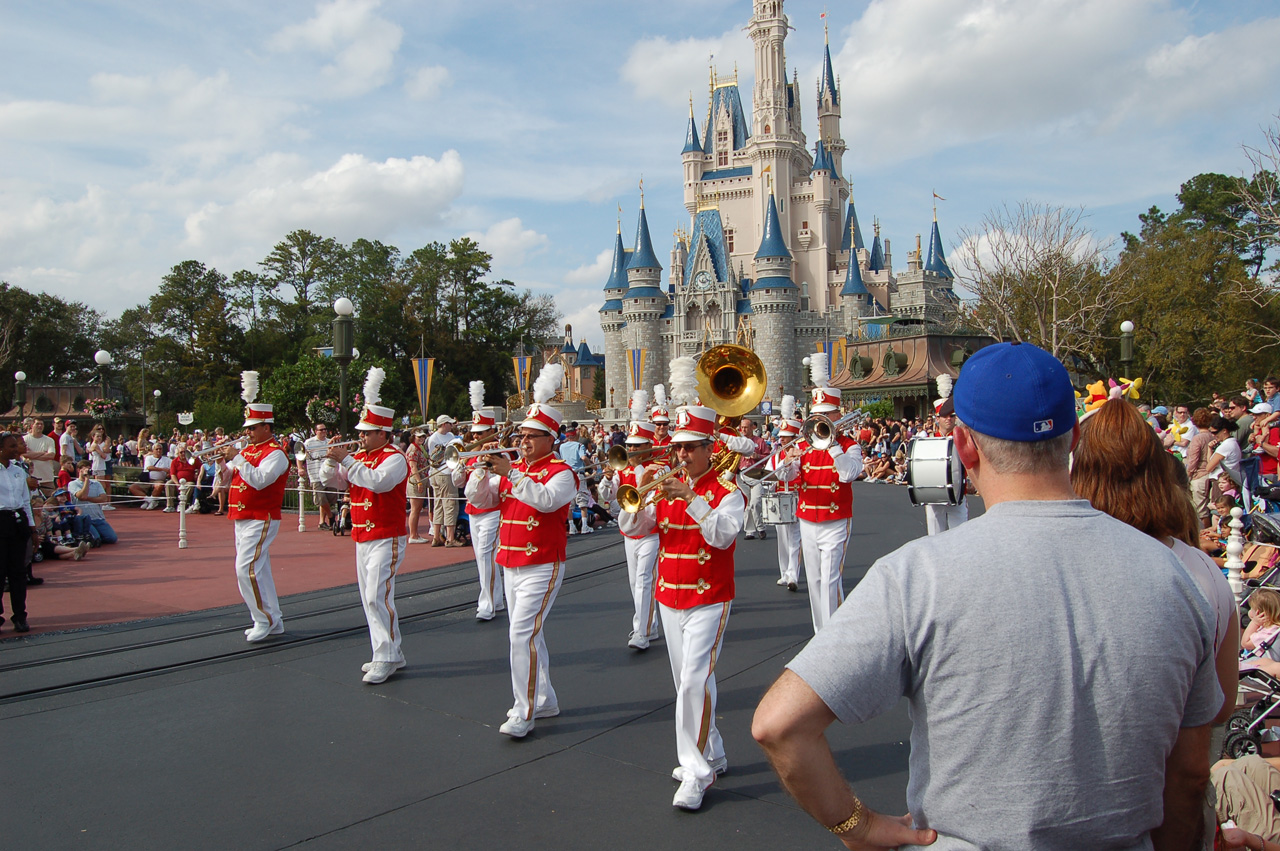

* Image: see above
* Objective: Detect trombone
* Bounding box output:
[616,463,689,513]
[802,411,864,451]
[738,435,805,483]
[305,438,361,459]
[604,443,671,471]
[443,443,520,471]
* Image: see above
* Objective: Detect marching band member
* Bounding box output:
[738,418,770,540]
[619,395,744,812]
[454,381,506,621]
[775,354,863,634]
[468,363,576,738]
[615,391,662,651]
[924,396,969,535]
[768,397,803,591]
[224,372,289,642]
[650,384,672,449]
[320,368,409,684]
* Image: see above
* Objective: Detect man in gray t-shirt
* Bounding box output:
[753,343,1220,850]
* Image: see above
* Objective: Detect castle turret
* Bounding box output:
[682,98,705,216]
[748,0,791,140]
[621,201,667,393]
[749,192,800,399]
[924,210,955,279]
[599,221,631,412]
[817,29,845,177]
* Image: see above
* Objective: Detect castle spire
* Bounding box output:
[682,94,702,154]
[924,213,954,279]
[604,228,627,291]
[755,191,791,260]
[841,190,865,253]
[868,220,884,273]
[627,202,662,270]
[818,35,839,108]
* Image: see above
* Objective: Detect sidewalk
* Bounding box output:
[14,506,473,636]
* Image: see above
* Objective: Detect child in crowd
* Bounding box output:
[35,491,90,560]
[56,457,76,490]
[1241,589,1280,673]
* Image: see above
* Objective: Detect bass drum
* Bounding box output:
[761,490,798,525]
[907,436,966,506]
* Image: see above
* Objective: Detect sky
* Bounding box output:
[2,0,1279,354]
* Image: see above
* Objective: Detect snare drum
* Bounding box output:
[907,436,966,506]
[761,490,798,524]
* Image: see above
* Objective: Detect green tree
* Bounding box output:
[260,229,345,356]
[260,353,406,432]
[0,281,102,401]
[147,260,244,410]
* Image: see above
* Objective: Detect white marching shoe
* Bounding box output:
[362,661,401,684]
[673,776,708,811]
[499,715,535,738]
[245,620,284,642]
[361,659,406,674]
[671,756,727,782]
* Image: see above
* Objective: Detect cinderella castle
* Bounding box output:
[597,0,971,420]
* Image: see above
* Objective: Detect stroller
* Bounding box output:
[330,492,352,536]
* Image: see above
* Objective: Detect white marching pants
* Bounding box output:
[504,561,564,722]
[469,511,504,618]
[660,601,731,790]
[624,535,660,639]
[356,536,406,663]
[924,499,968,536]
[774,519,801,584]
[798,516,853,634]
[234,518,282,627]
[743,481,765,533]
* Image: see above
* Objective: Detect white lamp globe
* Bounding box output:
[154,389,162,398]
[94,350,113,366]
[352,348,360,360]
[801,356,811,366]
[334,297,355,317]
[1120,320,1135,334]
[14,371,25,382]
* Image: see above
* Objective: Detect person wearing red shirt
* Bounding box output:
[468,367,576,738]
[166,448,199,514]
[223,391,289,643]
[321,385,409,685]
[452,386,506,622]
[619,403,744,811]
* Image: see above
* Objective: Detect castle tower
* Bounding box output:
[598,222,630,410]
[749,192,800,399]
[748,0,791,140]
[682,99,705,216]
[817,28,845,177]
[620,200,667,394]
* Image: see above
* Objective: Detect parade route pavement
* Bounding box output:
[2,483,960,850]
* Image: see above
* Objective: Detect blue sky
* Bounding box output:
[2,0,1278,352]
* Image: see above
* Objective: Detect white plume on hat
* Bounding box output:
[362,366,385,407]
[629,390,649,422]
[781,394,796,420]
[810,352,829,388]
[653,384,668,408]
[240,371,259,405]
[469,380,485,412]
[669,357,698,406]
[936,373,953,400]
[532,362,564,405]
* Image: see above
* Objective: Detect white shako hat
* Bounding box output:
[520,362,565,435]
[650,383,670,423]
[808,353,841,414]
[779,418,802,436]
[469,381,496,432]
[777,394,801,436]
[356,368,394,431]
[626,421,657,445]
[671,405,717,443]
[240,371,273,426]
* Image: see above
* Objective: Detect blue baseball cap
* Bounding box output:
[1152,405,1169,416]
[953,342,1076,442]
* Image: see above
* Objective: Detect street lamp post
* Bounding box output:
[13,371,27,420]
[1119,320,1135,371]
[153,389,162,425]
[94,350,113,411]
[332,298,355,436]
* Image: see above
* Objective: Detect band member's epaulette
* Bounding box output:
[720,479,738,493]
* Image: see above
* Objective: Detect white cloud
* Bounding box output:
[832,0,1280,163]
[183,150,465,252]
[405,65,451,100]
[463,217,549,272]
[271,0,403,97]
[621,30,755,110]
[564,247,613,285]
[559,291,607,350]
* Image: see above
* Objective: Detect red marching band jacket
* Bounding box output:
[618,466,659,540]
[654,470,736,609]
[496,455,577,568]
[347,445,408,543]
[464,456,500,516]
[766,446,798,493]
[229,439,288,521]
[794,435,858,522]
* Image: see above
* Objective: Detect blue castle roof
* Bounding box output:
[626,206,662,271]
[702,84,751,156]
[682,111,702,155]
[603,232,629,291]
[599,299,623,313]
[819,42,839,107]
[751,275,796,290]
[841,197,865,254]
[755,193,791,260]
[736,298,753,314]
[868,231,885,273]
[811,140,832,174]
[575,341,604,367]
[924,217,955,279]
[841,254,868,297]
[683,208,731,284]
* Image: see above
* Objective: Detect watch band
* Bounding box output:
[828,798,865,835]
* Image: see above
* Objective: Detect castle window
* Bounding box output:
[801,220,809,230]
[717,149,728,167]
[717,129,728,149]
[764,124,771,134]
[725,229,735,252]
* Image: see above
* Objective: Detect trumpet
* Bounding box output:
[604,443,671,472]
[802,411,864,451]
[190,439,246,459]
[616,463,689,513]
[306,439,361,459]
[738,435,805,483]
[443,443,520,471]
[451,423,516,454]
